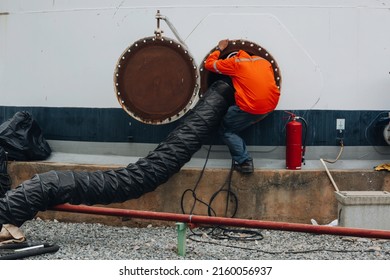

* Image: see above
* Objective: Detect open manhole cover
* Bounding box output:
[199,40,282,96]
[114,36,199,124]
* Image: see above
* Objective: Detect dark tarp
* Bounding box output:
[0,111,51,161]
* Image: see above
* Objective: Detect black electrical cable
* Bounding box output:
[180,144,214,216]
[0,149,11,198]
[187,235,387,256]
[180,143,263,242]
[0,242,60,260]
[207,160,238,218]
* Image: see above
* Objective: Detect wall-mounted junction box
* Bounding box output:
[336,118,345,144]
[336,118,345,131]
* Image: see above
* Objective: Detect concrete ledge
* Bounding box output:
[6,160,390,227]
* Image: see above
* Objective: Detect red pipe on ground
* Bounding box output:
[51,204,390,240]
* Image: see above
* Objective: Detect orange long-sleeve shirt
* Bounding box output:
[205,50,280,114]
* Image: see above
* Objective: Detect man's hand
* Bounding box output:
[218,39,229,51]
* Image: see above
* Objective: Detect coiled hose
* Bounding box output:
[0,81,234,227]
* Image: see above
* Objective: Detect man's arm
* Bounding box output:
[204,39,236,76]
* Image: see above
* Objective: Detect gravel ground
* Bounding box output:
[3,218,389,260]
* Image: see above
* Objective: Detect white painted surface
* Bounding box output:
[1,0,390,110]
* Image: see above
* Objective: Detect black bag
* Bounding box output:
[0,111,51,161]
[0,146,11,197]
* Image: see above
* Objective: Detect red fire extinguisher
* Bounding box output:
[285,112,308,170]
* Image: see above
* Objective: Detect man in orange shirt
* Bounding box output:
[205,39,280,173]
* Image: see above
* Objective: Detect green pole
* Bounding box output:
[176,222,187,256]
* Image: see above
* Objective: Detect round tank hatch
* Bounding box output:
[114,37,199,124]
[199,40,282,96]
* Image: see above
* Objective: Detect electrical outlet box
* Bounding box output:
[336,118,345,130]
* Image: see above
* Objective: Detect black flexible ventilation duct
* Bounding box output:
[0,81,234,228]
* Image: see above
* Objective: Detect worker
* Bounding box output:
[205,39,280,173]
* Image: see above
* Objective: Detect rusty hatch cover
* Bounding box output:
[114,37,199,124]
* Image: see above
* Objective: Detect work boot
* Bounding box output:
[234,159,254,174]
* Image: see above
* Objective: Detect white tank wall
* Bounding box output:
[1,0,389,110]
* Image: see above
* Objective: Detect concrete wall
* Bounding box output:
[7,161,390,227]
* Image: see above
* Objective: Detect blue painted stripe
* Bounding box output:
[0,106,388,146]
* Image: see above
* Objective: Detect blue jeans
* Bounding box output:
[219,105,268,164]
